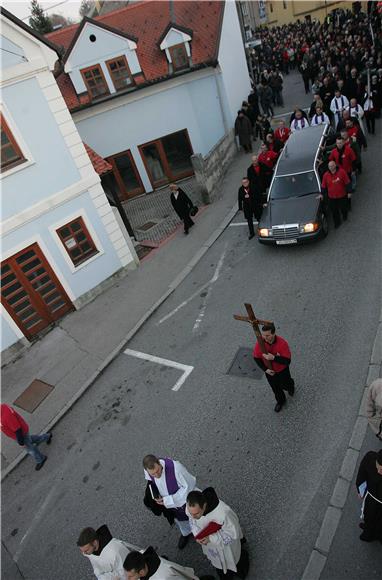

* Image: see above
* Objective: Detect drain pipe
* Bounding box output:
[214,66,229,134]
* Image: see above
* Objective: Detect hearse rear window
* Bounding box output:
[270,171,319,199]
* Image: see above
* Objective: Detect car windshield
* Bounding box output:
[270,171,319,199]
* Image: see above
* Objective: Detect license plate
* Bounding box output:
[276,239,297,245]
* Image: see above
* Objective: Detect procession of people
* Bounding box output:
[1,5,381,580]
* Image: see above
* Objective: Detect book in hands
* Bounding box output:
[194,521,222,540]
[358,481,367,498]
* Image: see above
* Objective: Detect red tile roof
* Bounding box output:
[46,0,224,111]
[84,142,112,175]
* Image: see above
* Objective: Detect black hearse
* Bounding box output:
[257,124,330,245]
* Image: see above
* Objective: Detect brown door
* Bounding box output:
[107,149,145,200]
[1,243,74,340]
[139,129,194,189]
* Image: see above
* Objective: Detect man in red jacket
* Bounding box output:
[253,323,295,412]
[0,404,52,470]
[329,136,356,182]
[321,160,352,228]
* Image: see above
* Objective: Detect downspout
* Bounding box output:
[213,65,229,134]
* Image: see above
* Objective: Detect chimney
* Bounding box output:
[169,0,175,23]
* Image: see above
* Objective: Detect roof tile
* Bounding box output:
[46,0,224,112]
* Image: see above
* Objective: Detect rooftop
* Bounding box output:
[46,0,224,112]
[276,125,327,176]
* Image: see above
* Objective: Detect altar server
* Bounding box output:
[77,525,138,580]
[123,548,199,579]
[187,488,249,579]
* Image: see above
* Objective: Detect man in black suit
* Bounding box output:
[170,183,194,235]
[238,177,262,240]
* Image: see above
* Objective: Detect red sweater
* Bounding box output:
[274,127,291,143]
[253,335,291,373]
[321,167,350,199]
[0,404,29,440]
[329,145,356,175]
[258,150,278,169]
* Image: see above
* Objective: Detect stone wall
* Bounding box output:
[191,128,237,204]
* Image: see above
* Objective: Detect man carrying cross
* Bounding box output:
[253,323,295,412]
[234,305,294,413]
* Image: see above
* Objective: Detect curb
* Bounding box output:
[1,204,238,481]
[300,322,382,580]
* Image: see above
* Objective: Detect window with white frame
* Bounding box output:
[56,217,98,266]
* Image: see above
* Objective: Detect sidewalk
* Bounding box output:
[1,70,311,478]
[124,176,201,244]
[321,426,382,580]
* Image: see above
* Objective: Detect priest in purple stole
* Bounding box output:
[143,455,198,549]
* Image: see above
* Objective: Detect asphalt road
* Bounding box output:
[2,86,382,580]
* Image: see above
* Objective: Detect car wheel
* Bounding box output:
[321,213,329,238]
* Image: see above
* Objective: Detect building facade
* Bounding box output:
[0,8,138,362]
[265,1,366,26]
[45,0,251,202]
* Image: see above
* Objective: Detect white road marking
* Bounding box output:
[123,348,194,391]
[158,279,212,325]
[192,246,227,333]
[158,244,228,326]
[14,485,57,562]
[229,221,258,226]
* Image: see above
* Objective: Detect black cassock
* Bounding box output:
[170,188,194,232]
[356,451,382,541]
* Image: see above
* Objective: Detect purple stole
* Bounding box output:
[148,458,189,521]
[334,96,344,110]
[294,117,305,129]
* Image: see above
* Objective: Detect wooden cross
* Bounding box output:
[233,303,274,370]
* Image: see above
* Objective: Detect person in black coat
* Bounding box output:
[170,184,194,235]
[356,449,382,542]
[238,177,262,239]
[247,155,267,201]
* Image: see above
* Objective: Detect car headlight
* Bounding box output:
[259,228,270,237]
[300,222,318,233]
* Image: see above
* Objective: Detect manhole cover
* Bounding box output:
[138,221,157,231]
[227,347,262,380]
[13,379,54,413]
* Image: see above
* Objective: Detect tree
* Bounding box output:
[79,0,96,18]
[50,13,74,29]
[29,0,53,34]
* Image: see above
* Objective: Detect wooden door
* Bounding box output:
[1,243,74,339]
[139,130,194,189]
[107,149,145,200]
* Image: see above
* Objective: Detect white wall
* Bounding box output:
[0,35,26,67]
[218,0,252,126]
[65,22,140,95]
[74,71,226,192]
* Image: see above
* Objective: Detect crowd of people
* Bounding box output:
[2,6,382,580]
[234,5,382,240]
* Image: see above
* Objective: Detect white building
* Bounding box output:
[46,0,252,201]
[0,7,138,362]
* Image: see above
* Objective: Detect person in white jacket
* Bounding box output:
[347,98,366,134]
[123,548,199,579]
[78,525,139,580]
[330,90,349,128]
